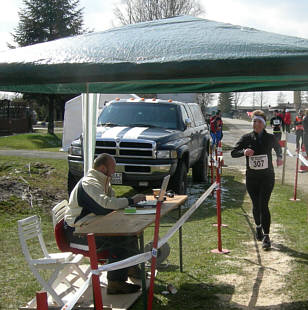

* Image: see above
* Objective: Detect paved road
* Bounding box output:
[0,149,67,159]
[222,118,308,194]
[0,120,307,194]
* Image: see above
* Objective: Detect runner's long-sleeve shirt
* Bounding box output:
[231,130,282,174]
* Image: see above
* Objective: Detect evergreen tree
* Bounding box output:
[218,92,233,114]
[13,0,84,46]
[12,0,85,134]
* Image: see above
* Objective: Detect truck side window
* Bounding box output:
[180,106,189,123]
[193,105,205,126]
[184,106,195,127]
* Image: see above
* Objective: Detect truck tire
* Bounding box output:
[192,150,208,182]
[169,161,187,194]
[67,171,80,196]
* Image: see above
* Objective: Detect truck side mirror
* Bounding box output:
[185,118,192,128]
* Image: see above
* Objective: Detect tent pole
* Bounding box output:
[82,84,97,176]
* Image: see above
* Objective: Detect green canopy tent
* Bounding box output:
[1,15,308,94]
[1,15,308,172]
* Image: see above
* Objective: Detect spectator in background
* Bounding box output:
[284,109,291,133]
[303,109,308,154]
[270,110,283,142]
[294,110,305,151]
[210,110,223,147]
[278,109,285,132]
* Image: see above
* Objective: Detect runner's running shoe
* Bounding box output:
[256,226,264,241]
[262,235,271,250]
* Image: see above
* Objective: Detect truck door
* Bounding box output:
[183,105,198,164]
[188,104,206,161]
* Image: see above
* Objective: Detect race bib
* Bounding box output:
[273,119,281,125]
[249,154,268,170]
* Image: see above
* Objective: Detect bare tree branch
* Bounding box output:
[114,0,205,25]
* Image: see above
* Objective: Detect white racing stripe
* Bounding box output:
[100,126,128,139]
[122,127,148,139]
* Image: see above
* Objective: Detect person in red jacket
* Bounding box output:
[294,110,304,150]
[284,109,291,133]
[278,110,285,132]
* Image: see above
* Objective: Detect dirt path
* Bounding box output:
[215,172,293,309]
[216,199,292,309]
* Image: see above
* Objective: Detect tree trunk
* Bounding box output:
[48,95,54,134]
[293,91,301,112]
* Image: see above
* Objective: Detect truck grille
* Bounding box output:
[95,139,155,158]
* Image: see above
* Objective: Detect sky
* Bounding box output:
[1,0,307,104]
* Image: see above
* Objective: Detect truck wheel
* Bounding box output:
[67,171,80,196]
[192,150,208,182]
[169,161,187,194]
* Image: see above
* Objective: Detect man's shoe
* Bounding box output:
[107,281,141,295]
[256,226,264,241]
[128,266,142,280]
[262,235,271,250]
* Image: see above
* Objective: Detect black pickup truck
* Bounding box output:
[67,98,210,194]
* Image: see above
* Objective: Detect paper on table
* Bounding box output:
[136,200,158,207]
[125,209,157,215]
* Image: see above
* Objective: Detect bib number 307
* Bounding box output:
[249,155,268,170]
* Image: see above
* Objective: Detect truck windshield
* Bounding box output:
[98,102,181,130]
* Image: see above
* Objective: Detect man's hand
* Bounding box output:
[244,148,254,156]
[277,158,283,167]
[132,194,146,204]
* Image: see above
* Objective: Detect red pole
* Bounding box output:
[216,161,222,251]
[36,291,48,310]
[147,200,163,310]
[209,145,213,184]
[290,148,300,201]
[87,233,103,310]
[215,146,218,163]
[211,158,229,254]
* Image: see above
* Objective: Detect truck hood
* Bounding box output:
[96,126,183,144]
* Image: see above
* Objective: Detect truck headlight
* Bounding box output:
[156,150,177,159]
[69,146,82,156]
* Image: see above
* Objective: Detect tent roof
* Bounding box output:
[1,15,308,94]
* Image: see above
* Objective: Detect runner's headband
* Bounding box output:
[252,116,266,126]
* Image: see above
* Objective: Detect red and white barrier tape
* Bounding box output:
[62,182,217,310]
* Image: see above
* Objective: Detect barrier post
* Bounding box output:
[87,233,103,310]
[217,140,225,167]
[299,145,308,173]
[290,148,300,201]
[210,146,214,185]
[279,140,287,185]
[147,199,163,310]
[211,158,229,254]
[36,291,48,310]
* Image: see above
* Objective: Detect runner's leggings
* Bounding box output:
[246,171,275,234]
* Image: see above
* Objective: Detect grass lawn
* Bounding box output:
[0,132,62,152]
[0,156,307,309]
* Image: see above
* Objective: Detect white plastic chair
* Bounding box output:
[18,215,87,306]
[52,200,68,229]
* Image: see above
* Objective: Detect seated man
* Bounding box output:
[64,153,146,294]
